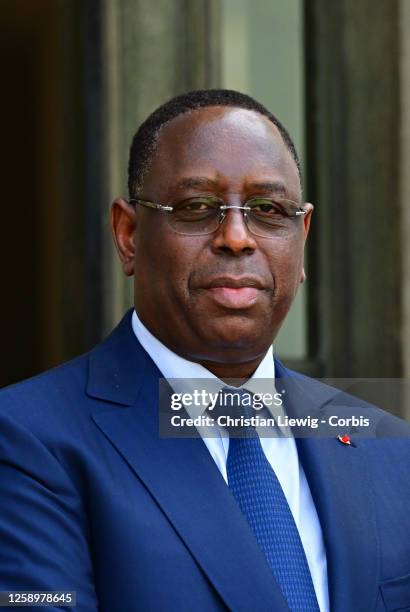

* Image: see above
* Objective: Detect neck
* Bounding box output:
[197,355,265,385]
[133,308,270,384]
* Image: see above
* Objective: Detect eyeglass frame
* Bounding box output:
[128,195,307,237]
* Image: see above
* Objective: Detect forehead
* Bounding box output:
[143,106,300,194]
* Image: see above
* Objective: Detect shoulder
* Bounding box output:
[279,366,410,508]
[0,309,145,452]
[0,310,137,423]
[0,352,89,406]
[0,353,92,438]
[0,352,88,406]
[276,358,410,446]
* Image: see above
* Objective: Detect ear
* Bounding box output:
[300,202,314,283]
[110,198,137,276]
[302,202,314,239]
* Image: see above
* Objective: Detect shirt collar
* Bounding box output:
[131,308,275,390]
[131,309,290,438]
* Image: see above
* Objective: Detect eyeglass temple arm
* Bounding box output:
[220,204,307,217]
[128,198,173,211]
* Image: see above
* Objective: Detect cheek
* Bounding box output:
[135,226,201,295]
[266,239,304,294]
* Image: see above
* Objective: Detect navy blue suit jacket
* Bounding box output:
[0,310,409,611]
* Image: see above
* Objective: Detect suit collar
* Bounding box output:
[274,357,340,418]
[86,309,147,406]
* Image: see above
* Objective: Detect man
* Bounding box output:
[0,89,409,612]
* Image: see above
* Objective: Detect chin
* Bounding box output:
[201,316,273,351]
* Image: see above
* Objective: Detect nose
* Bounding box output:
[210,206,257,256]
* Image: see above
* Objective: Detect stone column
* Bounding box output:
[305,0,402,379]
[100,0,221,334]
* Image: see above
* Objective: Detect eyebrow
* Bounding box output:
[173,177,289,195]
[246,181,287,194]
[174,176,219,191]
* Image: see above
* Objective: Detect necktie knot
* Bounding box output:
[209,387,257,438]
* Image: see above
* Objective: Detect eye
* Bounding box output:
[172,197,221,222]
[180,199,215,211]
[174,197,222,211]
[173,197,221,212]
[248,199,285,215]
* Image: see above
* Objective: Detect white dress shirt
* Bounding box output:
[132,310,329,612]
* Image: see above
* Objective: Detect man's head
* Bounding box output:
[112,89,313,376]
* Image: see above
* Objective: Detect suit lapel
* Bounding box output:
[88,311,290,612]
[275,360,380,612]
[296,437,379,612]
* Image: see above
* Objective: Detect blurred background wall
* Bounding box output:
[1,0,409,415]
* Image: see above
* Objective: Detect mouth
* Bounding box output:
[200,276,268,309]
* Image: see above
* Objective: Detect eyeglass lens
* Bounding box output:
[168,197,304,238]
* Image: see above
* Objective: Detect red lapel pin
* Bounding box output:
[337,434,355,447]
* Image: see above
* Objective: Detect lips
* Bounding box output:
[203,276,265,289]
[207,286,260,308]
[200,276,267,309]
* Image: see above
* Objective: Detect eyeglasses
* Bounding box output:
[128,195,307,238]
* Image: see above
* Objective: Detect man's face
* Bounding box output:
[113,106,313,366]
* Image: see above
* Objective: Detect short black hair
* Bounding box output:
[128,88,300,198]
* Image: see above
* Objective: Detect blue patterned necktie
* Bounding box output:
[221,387,320,612]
